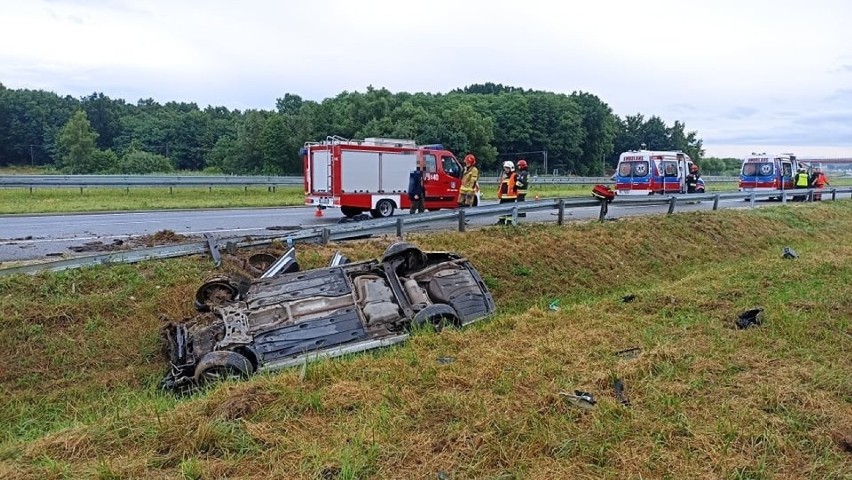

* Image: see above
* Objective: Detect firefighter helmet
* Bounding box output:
[464,154,476,166]
[517,159,528,169]
[502,160,515,171]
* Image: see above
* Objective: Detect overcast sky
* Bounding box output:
[2,0,851,158]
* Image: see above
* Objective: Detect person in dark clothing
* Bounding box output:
[515,159,529,216]
[407,165,425,214]
[685,164,704,193]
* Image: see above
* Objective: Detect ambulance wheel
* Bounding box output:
[341,206,364,217]
[371,199,396,218]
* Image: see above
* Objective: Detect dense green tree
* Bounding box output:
[56,110,100,173]
[0,83,704,176]
[115,150,174,174]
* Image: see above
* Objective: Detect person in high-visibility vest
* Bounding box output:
[794,167,809,201]
[458,154,479,207]
[497,160,518,204]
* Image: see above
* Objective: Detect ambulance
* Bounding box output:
[738,153,798,194]
[614,149,696,195]
[302,137,475,218]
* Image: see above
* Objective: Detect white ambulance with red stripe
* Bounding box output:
[302,137,476,218]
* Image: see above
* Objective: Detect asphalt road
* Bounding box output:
[0,198,762,263]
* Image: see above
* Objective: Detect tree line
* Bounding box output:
[0,82,711,175]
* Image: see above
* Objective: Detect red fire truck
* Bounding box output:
[302,137,475,218]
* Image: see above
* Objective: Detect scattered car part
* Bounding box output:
[260,246,298,278]
[329,251,349,267]
[615,346,642,359]
[548,299,561,311]
[782,247,798,259]
[560,390,597,409]
[613,379,630,406]
[736,308,764,329]
[204,233,222,267]
[162,242,496,391]
[621,294,636,303]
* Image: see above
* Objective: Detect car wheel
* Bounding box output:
[370,199,395,218]
[194,278,239,312]
[193,351,254,386]
[341,206,364,217]
[381,242,427,273]
[411,304,459,331]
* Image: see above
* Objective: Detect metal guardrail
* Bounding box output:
[1,186,848,277]
[0,174,740,188]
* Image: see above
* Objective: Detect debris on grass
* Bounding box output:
[613,379,630,406]
[615,346,642,359]
[436,356,455,365]
[735,308,764,329]
[560,390,597,409]
[782,246,798,259]
[548,299,560,311]
[621,294,636,303]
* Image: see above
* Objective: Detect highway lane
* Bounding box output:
[0,198,758,263]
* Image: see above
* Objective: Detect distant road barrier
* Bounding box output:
[0,174,740,189]
[0,186,848,277]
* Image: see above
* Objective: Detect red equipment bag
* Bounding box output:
[591,184,615,202]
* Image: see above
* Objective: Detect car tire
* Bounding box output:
[370,199,395,218]
[194,278,239,312]
[193,351,254,386]
[411,304,459,331]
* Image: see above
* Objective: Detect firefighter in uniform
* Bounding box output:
[497,160,518,225]
[515,159,529,216]
[458,154,479,207]
[497,160,518,204]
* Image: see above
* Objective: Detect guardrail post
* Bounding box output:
[667,196,676,214]
[458,209,466,232]
[749,192,755,208]
[598,200,608,221]
[396,217,404,238]
[210,186,213,193]
[807,190,813,202]
[126,186,129,194]
[169,186,173,194]
[321,228,330,245]
[29,187,33,194]
[557,199,565,226]
[511,206,518,225]
[781,191,787,204]
[831,188,836,201]
[712,194,720,210]
[244,186,248,193]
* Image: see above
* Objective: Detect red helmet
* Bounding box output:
[517,159,528,169]
[464,154,476,166]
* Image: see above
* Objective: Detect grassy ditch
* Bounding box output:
[1,202,850,478]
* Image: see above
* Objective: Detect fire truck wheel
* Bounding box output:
[371,199,396,218]
[341,206,364,217]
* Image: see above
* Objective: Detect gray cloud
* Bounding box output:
[724,107,758,119]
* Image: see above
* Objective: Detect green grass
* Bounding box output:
[3,178,851,214]
[1,202,851,478]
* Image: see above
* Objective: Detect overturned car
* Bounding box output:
[161,242,495,391]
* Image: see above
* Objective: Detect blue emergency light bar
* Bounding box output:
[420,144,445,150]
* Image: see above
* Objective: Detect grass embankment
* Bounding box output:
[1,203,851,479]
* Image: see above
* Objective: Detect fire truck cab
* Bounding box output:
[738,153,798,194]
[614,149,696,195]
[302,137,474,218]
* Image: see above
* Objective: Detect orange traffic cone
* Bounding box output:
[315,208,324,217]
